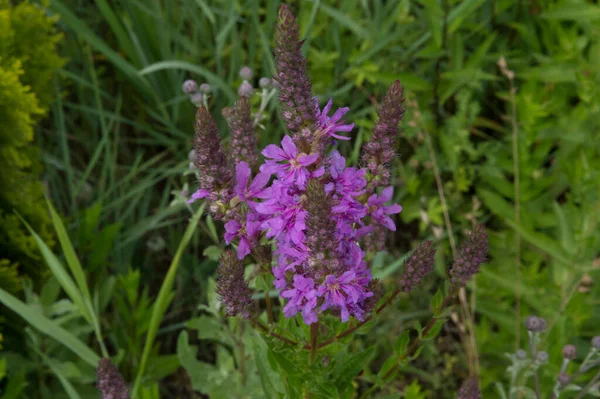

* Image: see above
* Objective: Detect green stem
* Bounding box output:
[310,322,319,364]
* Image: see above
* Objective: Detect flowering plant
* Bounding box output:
[184,4,489,397]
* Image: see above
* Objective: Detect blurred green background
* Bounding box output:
[0,0,599,397]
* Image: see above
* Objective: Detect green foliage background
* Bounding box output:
[0,0,599,398]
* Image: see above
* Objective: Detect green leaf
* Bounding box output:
[19,216,91,324]
[34,348,82,399]
[394,330,410,356]
[177,331,221,394]
[131,206,204,397]
[252,334,284,399]
[202,245,222,261]
[430,288,444,314]
[139,61,235,101]
[186,315,226,343]
[378,356,398,379]
[539,4,600,21]
[194,0,216,25]
[334,346,376,386]
[0,287,100,367]
[423,319,446,341]
[504,219,572,264]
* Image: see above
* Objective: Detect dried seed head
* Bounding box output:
[216,250,254,319]
[562,344,577,360]
[398,240,436,292]
[449,224,488,286]
[96,358,129,399]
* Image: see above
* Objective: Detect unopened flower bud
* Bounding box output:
[457,377,480,399]
[182,79,198,94]
[199,83,212,94]
[238,81,254,97]
[562,344,577,360]
[516,349,527,360]
[592,336,600,350]
[216,251,254,319]
[239,66,253,80]
[259,77,272,89]
[449,224,488,286]
[96,358,129,399]
[536,351,549,363]
[190,93,203,107]
[558,372,570,386]
[525,316,547,332]
[398,240,435,292]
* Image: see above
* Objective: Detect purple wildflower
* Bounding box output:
[234,161,271,205]
[224,216,262,259]
[318,271,373,322]
[281,275,319,324]
[316,98,354,141]
[261,135,318,188]
[366,187,403,231]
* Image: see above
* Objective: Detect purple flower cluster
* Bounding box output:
[188,4,405,325]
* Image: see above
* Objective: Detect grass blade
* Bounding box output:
[19,216,91,323]
[131,205,205,397]
[0,287,100,367]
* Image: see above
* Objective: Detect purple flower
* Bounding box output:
[234,161,271,205]
[187,188,209,204]
[281,275,318,324]
[256,180,306,245]
[224,216,262,259]
[261,135,318,188]
[316,98,354,141]
[366,187,402,231]
[318,271,373,322]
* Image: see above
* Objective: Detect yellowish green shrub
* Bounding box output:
[0,0,64,294]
